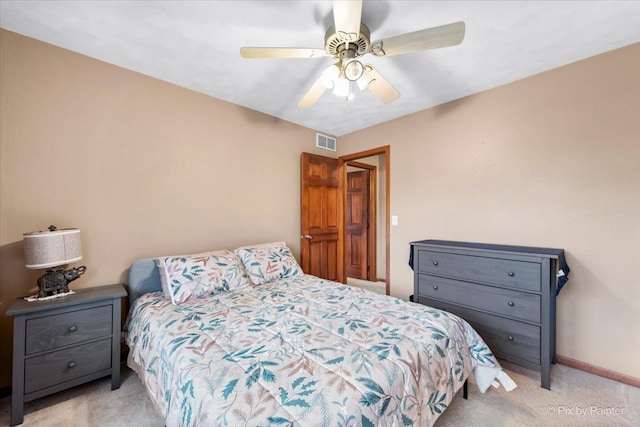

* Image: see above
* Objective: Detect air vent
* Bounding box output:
[316,133,336,151]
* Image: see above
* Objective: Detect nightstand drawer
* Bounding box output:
[25,305,112,355]
[418,274,541,323]
[417,250,541,292]
[24,338,112,394]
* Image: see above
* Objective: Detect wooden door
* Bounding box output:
[346,170,369,279]
[300,152,343,281]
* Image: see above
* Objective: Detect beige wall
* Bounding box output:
[0,30,329,388]
[338,43,640,378]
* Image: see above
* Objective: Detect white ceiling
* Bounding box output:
[2,1,640,136]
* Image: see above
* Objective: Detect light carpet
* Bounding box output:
[0,361,637,426]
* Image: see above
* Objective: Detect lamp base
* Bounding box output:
[35,265,87,300]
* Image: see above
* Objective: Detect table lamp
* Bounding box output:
[23,225,87,300]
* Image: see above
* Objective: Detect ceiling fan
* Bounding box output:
[240,0,465,107]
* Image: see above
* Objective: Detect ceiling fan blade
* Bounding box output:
[375,21,465,57]
[333,0,363,41]
[241,47,328,59]
[299,78,327,108]
[365,65,400,104]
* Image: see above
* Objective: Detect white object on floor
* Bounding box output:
[497,370,518,391]
[474,366,517,393]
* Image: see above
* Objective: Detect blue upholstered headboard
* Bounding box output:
[128,258,162,306]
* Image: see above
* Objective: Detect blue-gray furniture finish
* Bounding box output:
[6,284,127,426]
[411,240,565,390]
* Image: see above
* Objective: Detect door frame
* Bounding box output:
[345,161,377,282]
[339,145,390,295]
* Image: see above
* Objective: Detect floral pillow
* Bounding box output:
[156,250,251,305]
[234,242,303,285]
[156,250,222,299]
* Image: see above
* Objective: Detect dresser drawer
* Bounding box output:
[417,274,541,323]
[474,321,541,365]
[417,250,541,292]
[416,297,540,364]
[25,305,112,355]
[24,338,112,394]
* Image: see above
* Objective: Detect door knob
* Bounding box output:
[301,235,312,240]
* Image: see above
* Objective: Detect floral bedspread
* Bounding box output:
[124,275,501,426]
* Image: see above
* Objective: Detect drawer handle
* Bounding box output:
[508,271,515,277]
[507,335,514,342]
[433,285,439,291]
[507,301,515,307]
[432,261,439,266]
[68,325,78,333]
[67,361,76,369]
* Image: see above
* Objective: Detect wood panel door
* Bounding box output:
[346,170,369,279]
[300,152,343,281]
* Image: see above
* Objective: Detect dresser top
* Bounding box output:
[410,239,564,259]
[6,284,127,316]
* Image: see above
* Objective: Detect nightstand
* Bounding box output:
[6,284,127,426]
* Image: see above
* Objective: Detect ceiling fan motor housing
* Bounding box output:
[324,23,371,56]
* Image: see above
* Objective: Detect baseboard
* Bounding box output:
[0,385,10,399]
[377,278,386,283]
[557,354,640,388]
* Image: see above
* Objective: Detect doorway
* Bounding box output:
[340,146,390,295]
[345,162,375,281]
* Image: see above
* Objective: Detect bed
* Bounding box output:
[123,245,513,426]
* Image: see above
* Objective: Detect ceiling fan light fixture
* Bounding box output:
[333,78,350,97]
[356,66,375,91]
[343,58,364,81]
[320,64,340,89]
[347,81,355,101]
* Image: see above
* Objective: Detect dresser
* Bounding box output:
[6,284,127,426]
[410,240,567,390]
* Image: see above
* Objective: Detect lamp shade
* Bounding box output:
[23,228,83,269]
